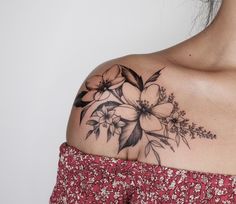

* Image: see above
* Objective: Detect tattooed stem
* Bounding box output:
[144,131,151,143]
[164,124,169,138]
[111,90,124,104]
[144,131,162,165]
[179,133,191,150]
[84,100,96,109]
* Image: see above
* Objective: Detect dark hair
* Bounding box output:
[205,0,221,26]
[191,1,221,31]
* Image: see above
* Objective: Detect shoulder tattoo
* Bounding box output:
[73,64,217,165]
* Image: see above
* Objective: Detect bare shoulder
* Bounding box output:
[66,53,213,160]
[65,52,236,174]
[66,53,170,159]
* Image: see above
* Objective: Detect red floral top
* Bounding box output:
[50,143,236,204]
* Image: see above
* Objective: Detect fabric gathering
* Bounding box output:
[49,143,236,203]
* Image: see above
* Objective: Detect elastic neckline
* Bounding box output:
[61,142,236,177]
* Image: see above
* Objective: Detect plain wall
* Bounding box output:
[0,0,204,203]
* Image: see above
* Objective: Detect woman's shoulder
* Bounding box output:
[67,53,196,155]
[65,52,174,159]
[65,52,236,175]
[65,52,204,159]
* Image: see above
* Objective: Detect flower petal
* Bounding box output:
[109,124,115,134]
[102,64,120,82]
[114,104,138,121]
[94,91,110,101]
[141,84,160,106]
[139,114,162,131]
[94,92,102,100]
[96,110,104,117]
[166,116,171,123]
[152,103,173,118]
[175,123,181,129]
[113,116,120,123]
[178,116,185,123]
[122,82,141,107]
[108,110,115,117]
[106,117,113,124]
[81,90,97,101]
[85,75,103,90]
[115,128,121,135]
[121,96,128,104]
[167,121,174,130]
[118,121,126,127]
[99,117,105,124]
[102,105,107,114]
[109,77,125,89]
[172,112,179,119]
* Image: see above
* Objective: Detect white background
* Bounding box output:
[0,0,205,203]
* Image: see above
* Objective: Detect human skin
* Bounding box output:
[66,0,236,175]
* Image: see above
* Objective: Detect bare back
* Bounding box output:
[66,53,236,176]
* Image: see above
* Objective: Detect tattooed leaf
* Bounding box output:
[121,66,143,90]
[86,120,99,126]
[91,101,121,116]
[145,131,171,140]
[73,91,92,108]
[115,87,123,97]
[145,143,151,157]
[160,139,170,146]
[118,121,142,153]
[160,139,175,152]
[151,140,165,149]
[153,150,161,165]
[107,127,113,142]
[182,136,191,150]
[175,134,181,147]
[145,67,165,85]
[170,146,175,152]
[80,105,91,124]
[94,127,100,139]
[85,130,94,139]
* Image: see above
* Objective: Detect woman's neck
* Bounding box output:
[206,0,236,67]
[162,0,236,71]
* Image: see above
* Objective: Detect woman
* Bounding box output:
[50,0,236,203]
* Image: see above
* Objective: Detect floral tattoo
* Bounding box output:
[73,64,216,165]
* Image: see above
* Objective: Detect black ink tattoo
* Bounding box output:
[73,64,217,165]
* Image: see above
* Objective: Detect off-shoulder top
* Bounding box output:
[49,142,236,204]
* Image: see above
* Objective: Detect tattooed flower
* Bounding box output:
[96,106,115,125]
[114,82,173,132]
[109,116,126,135]
[82,64,125,101]
[166,112,184,131]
